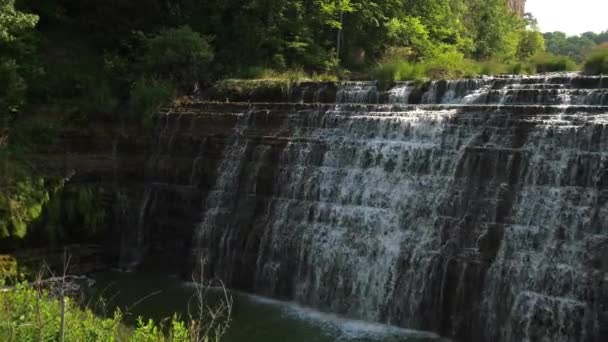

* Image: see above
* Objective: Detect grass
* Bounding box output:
[371,51,580,84]
[231,67,339,83]
[0,281,186,341]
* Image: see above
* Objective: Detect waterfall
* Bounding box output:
[337,82,379,103]
[140,73,607,342]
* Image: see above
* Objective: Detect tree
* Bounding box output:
[141,25,213,89]
[0,0,38,116]
[465,0,525,60]
[544,31,598,63]
[0,0,38,43]
[518,30,545,59]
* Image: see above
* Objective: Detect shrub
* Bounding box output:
[0,177,49,239]
[530,53,577,73]
[423,49,471,79]
[141,26,213,90]
[129,79,175,126]
[517,30,546,60]
[508,61,537,75]
[476,60,510,76]
[0,59,27,115]
[583,45,608,75]
[0,282,194,341]
[78,78,119,119]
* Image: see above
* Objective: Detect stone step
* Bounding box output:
[166,102,608,116]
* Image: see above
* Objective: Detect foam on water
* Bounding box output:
[243,293,443,341]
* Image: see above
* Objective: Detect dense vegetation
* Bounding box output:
[0,279,231,342]
[583,44,608,75]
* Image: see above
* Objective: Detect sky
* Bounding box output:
[526,0,608,35]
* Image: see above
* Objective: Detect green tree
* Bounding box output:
[465,0,524,60]
[518,30,545,59]
[0,0,38,115]
[0,59,26,116]
[0,0,38,43]
[141,25,213,89]
[544,31,598,63]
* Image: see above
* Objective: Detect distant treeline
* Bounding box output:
[543,31,608,63]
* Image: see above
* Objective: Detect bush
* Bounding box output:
[0,177,49,239]
[373,48,474,83]
[78,78,119,119]
[530,53,577,73]
[141,26,213,90]
[583,45,608,75]
[423,49,473,79]
[129,79,175,126]
[0,282,194,341]
[508,61,537,75]
[476,60,510,76]
[0,59,27,115]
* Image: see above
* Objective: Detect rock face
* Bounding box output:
[40,75,608,341]
[508,0,526,15]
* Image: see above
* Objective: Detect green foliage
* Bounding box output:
[423,48,473,79]
[373,48,493,83]
[583,45,608,75]
[0,283,203,341]
[60,187,106,239]
[385,17,434,59]
[0,0,39,43]
[0,59,27,115]
[78,78,120,118]
[233,67,339,82]
[0,1,38,114]
[530,53,578,73]
[508,61,537,75]
[518,30,546,59]
[129,79,175,125]
[141,26,213,89]
[0,255,18,279]
[2,0,551,117]
[464,0,525,60]
[0,174,50,240]
[544,31,601,63]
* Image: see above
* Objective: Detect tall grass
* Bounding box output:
[372,51,579,84]
[233,67,338,82]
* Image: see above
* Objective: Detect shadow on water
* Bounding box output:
[88,271,445,342]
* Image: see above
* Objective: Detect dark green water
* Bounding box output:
[90,271,444,342]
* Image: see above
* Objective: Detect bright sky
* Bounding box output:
[526,0,608,35]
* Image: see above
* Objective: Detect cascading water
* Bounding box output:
[337,82,379,103]
[137,74,607,342]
